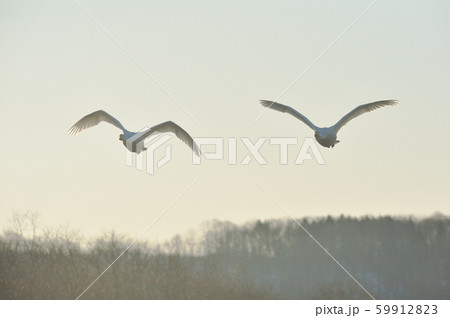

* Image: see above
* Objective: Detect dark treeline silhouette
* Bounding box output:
[0,212,448,299]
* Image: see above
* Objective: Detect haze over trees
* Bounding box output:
[0,212,448,299]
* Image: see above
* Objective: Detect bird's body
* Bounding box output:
[260,99,398,148]
[68,110,200,156]
[314,127,339,148]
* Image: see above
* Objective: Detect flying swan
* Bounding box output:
[260,99,398,148]
[68,110,200,156]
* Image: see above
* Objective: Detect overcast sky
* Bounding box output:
[1,0,449,241]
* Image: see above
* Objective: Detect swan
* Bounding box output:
[68,110,200,156]
[260,99,398,148]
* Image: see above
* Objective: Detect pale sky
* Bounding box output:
[1,0,449,242]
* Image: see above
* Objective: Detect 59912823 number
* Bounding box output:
[376,304,438,315]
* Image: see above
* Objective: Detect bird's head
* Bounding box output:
[119,134,124,141]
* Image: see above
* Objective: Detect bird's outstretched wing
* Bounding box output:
[68,110,126,136]
[332,100,398,132]
[260,100,318,131]
[137,121,200,156]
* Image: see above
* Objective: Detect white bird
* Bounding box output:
[260,99,398,148]
[68,110,200,156]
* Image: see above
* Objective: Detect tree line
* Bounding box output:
[0,212,448,299]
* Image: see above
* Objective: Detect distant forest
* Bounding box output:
[0,212,448,299]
